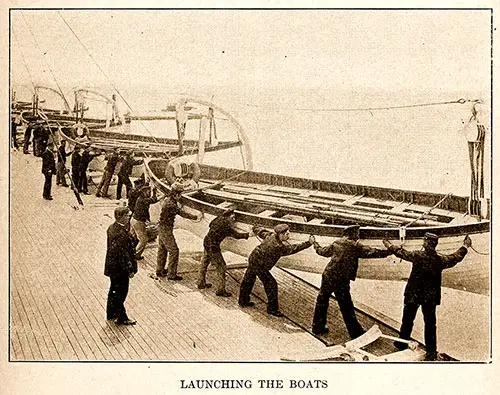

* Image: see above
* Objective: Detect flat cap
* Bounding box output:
[222,209,235,217]
[424,232,439,241]
[114,206,130,217]
[274,224,290,234]
[343,224,360,236]
[169,183,184,195]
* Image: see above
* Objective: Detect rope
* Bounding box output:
[14,22,83,207]
[57,12,164,150]
[293,98,481,112]
[11,28,36,94]
[470,245,489,256]
[21,14,72,115]
[241,98,481,113]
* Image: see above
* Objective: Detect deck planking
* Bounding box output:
[10,150,421,361]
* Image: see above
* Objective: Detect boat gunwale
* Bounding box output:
[87,128,243,151]
[145,158,490,240]
[53,125,243,158]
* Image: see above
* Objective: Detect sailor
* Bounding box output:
[116,150,142,200]
[175,99,188,156]
[56,139,71,187]
[197,209,249,296]
[73,92,88,123]
[38,124,51,157]
[71,145,83,192]
[11,113,20,150]
[383,233,472,361]
[41,142,56,200]
[156,184,201,280]
[23,121,34,154]
[311,225,391,338]
[111,94,122,126]
[32,122,43,157]
[238,224,314,316]
[104,206,137,325]
[128,176,146,214]
[79,144,100,194]
[96,148,120,198]
[130,184,159,260]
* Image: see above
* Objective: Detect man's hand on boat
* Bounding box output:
[382,239,392,249]
[463,235,472,248]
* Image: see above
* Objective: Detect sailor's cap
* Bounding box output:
[424,232,439,241]
[169,183,184,195]
[114,206,131,217]
[343,224,360,236]
[222,209,235,217]
[274,224,290,234]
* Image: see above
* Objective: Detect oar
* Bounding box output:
[404,192,453,227]
[184,169,250,196]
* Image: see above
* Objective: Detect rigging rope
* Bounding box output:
[57,12,167,153]
[470,245,489,256]
[21,14,72,114]
[293,98,481,112]
[11,28,36,93]
[241,97,481,113]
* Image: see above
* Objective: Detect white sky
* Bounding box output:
[10,9,491,95]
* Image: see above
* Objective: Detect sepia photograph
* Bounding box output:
[2,2,497,394]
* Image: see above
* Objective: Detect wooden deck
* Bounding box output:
[10,150,414,361]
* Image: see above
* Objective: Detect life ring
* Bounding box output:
[71,122,89,139]
[165,160,201,190]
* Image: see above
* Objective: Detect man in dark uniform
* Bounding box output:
[96,148,120,198]
[38,125,50,157]
[197,209,249,296]
[311,225,391,338]
[238,224,314,316]
[79,144,99,194]
[71,145,82,191]
[156,184,200,280]
[32,122,42,156]
[23,121,34,154]
[128,177,145,214]
[130,185,159,260]
[56,139,71,187]
[383,233,471,361]
[104,206,138,325]
[41,143,56,200]
[116,150,142,200]
[11,114,20,150]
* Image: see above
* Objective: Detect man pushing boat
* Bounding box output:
[383,233,472,361]
[156,183,202,280]
[311,225,391,338]
[238,224,314,317]
[197,209,249,297]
